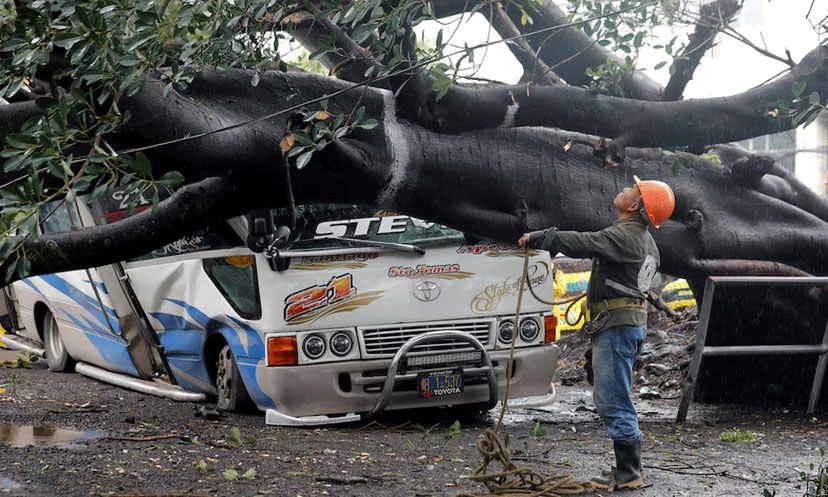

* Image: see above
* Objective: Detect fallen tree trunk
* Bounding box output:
[2,70,827,283]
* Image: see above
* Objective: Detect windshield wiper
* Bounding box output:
[331,236,426,255]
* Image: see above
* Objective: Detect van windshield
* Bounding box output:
[277,205,464,251]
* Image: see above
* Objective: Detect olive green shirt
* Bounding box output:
[529,218,659,334]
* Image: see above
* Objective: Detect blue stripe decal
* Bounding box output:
[227,316,265,360]
[167,356,212,392]
[39,274,119,332]
[21,278,48,300]
[159,299,275,410]
[83,279,109,295]
[60,311,108,336]
[151,312,202,333]
[79,330,140,376]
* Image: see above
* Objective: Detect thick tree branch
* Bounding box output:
[662,0,742,101]
[486,4,560,85]
[291,17,389,88]
[2,178,243,285]
[409,42,828,150]
[508,0,664,100]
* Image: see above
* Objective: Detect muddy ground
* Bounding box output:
[1,340,826,497]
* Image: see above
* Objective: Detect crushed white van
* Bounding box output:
[0,189,560,426]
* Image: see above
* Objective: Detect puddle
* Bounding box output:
[0,476,21,490]
[0,425,103,448]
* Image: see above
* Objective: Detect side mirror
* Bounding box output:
[272,225,291,250]
[246,210,276,253]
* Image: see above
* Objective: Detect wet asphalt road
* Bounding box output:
[0,354,826,497]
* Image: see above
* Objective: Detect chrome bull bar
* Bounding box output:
[361,330,498,422]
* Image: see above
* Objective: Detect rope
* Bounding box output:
[456,250,595,497]
[521,264,586,327]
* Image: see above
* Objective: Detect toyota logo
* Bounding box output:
[414,281,441,302]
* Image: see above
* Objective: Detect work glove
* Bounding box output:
[584,345,594,386]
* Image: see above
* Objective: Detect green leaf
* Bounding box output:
[242,469,257,479]
[808,91,821,106]
[5,134,33,149]
[295,151,313,170]
[119,54,143,67]
[126,33,157,52]
[792,80,806,98]
[357,118,378,130]
[195,460,207,472]
[292,130,313,146]
[221,469,239,481]
[633,31,644,48]
[134,152,152,176]
[158,171,184,188]
[5,258,19,284]
[654,61,667,70]
[53,33,85,49]
[776,99,790,114]
[228,426,242,443]
[351,23,376,44]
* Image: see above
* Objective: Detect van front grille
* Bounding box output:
[359,319,494,358]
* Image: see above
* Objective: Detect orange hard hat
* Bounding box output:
[633,175,675,228]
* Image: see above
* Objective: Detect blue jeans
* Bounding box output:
[591,325,646,443]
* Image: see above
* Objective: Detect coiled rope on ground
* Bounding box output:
[455,251,595,497]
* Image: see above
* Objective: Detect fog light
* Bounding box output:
[303,335,326,359]
[267,336,298,366]
[520,318,540,341]
[498,320,514,343]
[330,332,353,356]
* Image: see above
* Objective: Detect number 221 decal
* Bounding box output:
[284,274,357,322]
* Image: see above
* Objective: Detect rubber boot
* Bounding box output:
[591,440,644,492]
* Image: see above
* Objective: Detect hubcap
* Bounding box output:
[216,347,233,401]
[47,317,65,359]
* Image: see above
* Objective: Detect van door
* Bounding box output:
[80,190,174,380]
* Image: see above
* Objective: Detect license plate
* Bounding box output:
[416,368,463,398]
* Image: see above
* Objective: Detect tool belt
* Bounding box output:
[581,297,645,337]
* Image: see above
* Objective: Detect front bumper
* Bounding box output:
[260,332,559,425]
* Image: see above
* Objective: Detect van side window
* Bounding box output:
[203,257,261,320]
[39,201,81,234]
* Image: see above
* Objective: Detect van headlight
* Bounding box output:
[330,332,353,356]
[519,318,540,341]
[302,335,326,359]
[498,320,515,343]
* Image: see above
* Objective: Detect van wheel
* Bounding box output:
[43,310,74,372]
[215,344,252,412]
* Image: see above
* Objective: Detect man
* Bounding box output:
[518,175,675,492]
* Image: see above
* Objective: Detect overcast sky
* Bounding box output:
[417,0,825,98]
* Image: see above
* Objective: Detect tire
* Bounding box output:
[43,310,74,372]
[215,343,252,412]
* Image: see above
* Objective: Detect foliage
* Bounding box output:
[764,447,828,497]
[718,427,758,443]
[444,420,462,439]
[0,0,823,279]
[801,447,828,497]
[0,351,39,368]
[227,425,256,444]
